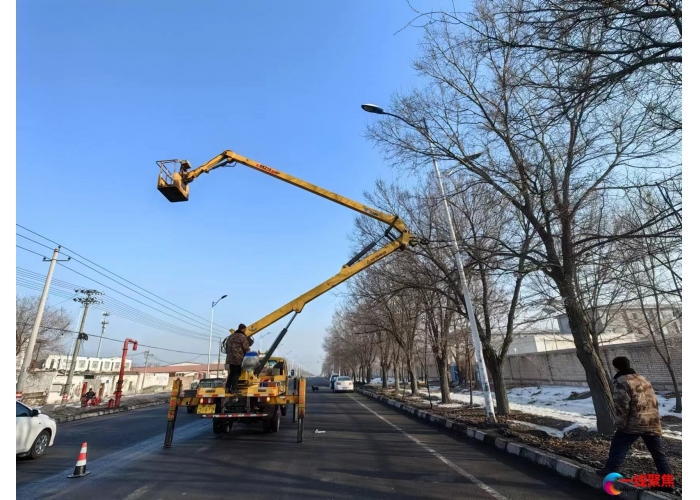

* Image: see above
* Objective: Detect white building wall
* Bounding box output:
[42,355,132,373]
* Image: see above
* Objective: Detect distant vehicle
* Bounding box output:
[329,374,340,389]
[16,401,56,459]
[333,376,354,393]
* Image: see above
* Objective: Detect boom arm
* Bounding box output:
[158,150,409,234]
[156,150,419,337]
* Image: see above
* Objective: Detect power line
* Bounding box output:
[62,258,228,334]
[17,245,49,258]
[17,223,231,332]
[55,262,228,336]
[16,233,55,250]
[15,321,209,356]
[17,271,213,341]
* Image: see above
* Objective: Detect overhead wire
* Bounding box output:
[17,269,213,341]
[16,233,55,250]
[55,262,227,335]
[17,245,48,258]
[15,321,209,356]
[17,224,231,332]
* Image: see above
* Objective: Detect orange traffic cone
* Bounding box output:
[67,442,91,478]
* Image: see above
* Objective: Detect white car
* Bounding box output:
[16,401,56,459]
[333,376,354,393]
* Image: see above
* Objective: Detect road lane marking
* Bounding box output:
[352,396,509,500]
[124,485,152,500]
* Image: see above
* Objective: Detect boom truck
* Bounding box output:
[157,149,420,442]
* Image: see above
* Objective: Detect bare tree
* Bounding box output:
[618,183,681,411]
[348,260,424,395]
[366,5,679,433]
[16,295,72,369]
[422,290,454,403]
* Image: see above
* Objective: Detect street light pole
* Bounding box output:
[361,103,496,422]
[260,332,272,353]
[208,295,227,378]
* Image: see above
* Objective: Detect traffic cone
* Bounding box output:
[67,442,91,478]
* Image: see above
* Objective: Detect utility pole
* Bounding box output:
[96,311,110,358]
[62,289,102,405]
[140,350,150,393]
[16,247,70,396]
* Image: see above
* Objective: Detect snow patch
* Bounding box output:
[418,384,681,438]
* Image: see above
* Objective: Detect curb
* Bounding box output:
[51,400,168,424]
[356,388,674,500]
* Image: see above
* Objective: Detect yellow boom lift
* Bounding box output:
[157,150,419,445]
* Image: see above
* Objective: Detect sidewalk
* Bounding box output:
[39,393,171,423]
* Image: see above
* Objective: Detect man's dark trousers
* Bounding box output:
[226,364,242,393]
[604,430,672,474]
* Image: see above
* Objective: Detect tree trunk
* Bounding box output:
[381,362,388,389]
[366,365,372,386]
[664,361,682,413]
[483,345,509,415]
[406,356,419,395]
[393,361,400,393]
[435,354,451,404]
[564,300,616,435]
[467,349,473,406]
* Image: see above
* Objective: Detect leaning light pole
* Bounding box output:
[361,103,496,422]
[208,295,227,378]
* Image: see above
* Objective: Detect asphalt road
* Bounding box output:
[17,377,611,500]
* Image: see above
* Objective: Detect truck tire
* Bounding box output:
[213,420,223,434]
[270,406,281,433]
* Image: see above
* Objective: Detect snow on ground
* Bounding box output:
[414,385,681,440]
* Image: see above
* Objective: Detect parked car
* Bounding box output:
[329,374,339,389]
[333,376,354,393]
[16,401,56,459]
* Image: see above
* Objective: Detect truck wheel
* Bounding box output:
[270,406,281,433]
[213,420,223,434]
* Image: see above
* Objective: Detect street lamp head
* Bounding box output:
[361,103,385,114]
[220,295,228,300]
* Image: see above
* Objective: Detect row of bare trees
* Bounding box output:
[16,295,73,369]
[323,0,681,434]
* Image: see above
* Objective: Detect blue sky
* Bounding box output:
[16,1,463,373]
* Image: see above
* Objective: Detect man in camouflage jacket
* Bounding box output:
[598,356,673,477]
[225,323,254,393]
